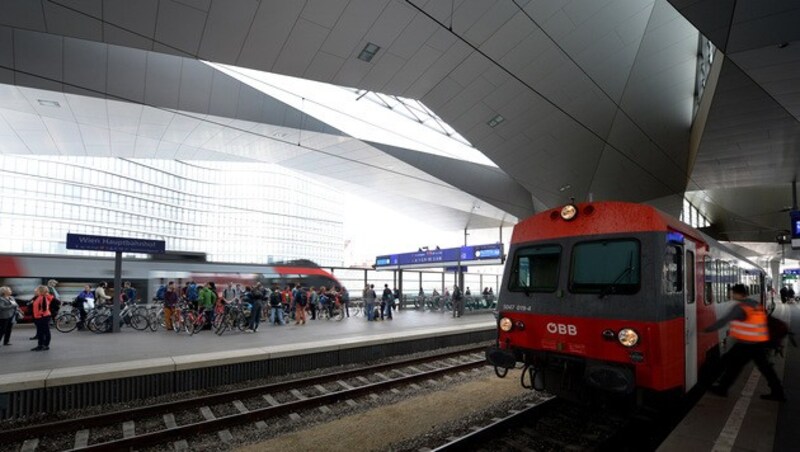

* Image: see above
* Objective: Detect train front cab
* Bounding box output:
[487,207,718,405]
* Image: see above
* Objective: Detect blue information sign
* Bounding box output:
[376,243,504,269]
[791,211,800,238]
[66,233,166,254]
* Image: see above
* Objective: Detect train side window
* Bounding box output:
[687,250,695,303]
[722,261,731,301]
[508,244,561,293]
[715,259,721,303]
[664,245,683,293]
[704,256,713,305]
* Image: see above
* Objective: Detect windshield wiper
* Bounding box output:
[599,252,635,299]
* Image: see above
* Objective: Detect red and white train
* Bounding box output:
[0,253,340,320]
[487,201,767,403]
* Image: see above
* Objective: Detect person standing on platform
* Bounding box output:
[223,283,237,304]
[706,284,786,401]
[268,284,285,326]
[198,283,217,329]
[46,279,61,323]
[393,287,401,311]
[364,284,377,321]
[31,286,53,351]
[381,284,393,320]
[0,286,17,346]
[246,284,263,332]
[123,281,137,305]
[186,282,200,310]
[308,287,319,320]
[452,285,464,318]
[75,284,94,330]
[163,281,178,331]
[340,286,350,317]
[95,282,111,307]
[294,287,308,325]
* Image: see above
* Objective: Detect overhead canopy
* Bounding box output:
[0,0,797,241]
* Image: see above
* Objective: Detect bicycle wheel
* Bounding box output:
[215,314,229,335]
[148,310,159,331]
[91,314,111,334]
[235,313,248,331]
[192,317,207,335]
[130,313,149,331]
[55,314,78,333]
[173,313,184,334]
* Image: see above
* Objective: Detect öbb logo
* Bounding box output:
[546,322,577,336]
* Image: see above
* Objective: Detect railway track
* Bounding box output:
[4,346,488,452]
[430,397,639,452]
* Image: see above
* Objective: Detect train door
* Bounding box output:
[684,241,698,391]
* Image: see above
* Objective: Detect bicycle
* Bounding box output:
[215,301,248,335]
[186,308,209,335]
[55,301,79,333]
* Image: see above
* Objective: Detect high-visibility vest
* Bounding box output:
[729,303,769,343]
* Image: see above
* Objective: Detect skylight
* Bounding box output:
[206,62,497,167]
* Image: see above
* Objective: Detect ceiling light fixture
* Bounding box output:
[358,42,381,62]
[559,184,571,192]
[487,114,504,128]
[37,99,61,108]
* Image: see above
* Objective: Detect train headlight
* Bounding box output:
[499,317,513,332]
[560,204,578,221]
[618,328,639,347]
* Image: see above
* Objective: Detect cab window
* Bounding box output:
[509,245,561,293]
[569,239,640,295]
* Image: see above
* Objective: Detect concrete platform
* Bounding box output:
[0,310,495,418]
[658,303,798,452]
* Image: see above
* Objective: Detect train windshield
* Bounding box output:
[570,239,640,295]
[509,245,561,293]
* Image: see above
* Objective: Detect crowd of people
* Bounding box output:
[0,278,489,350]
[155,280,354,332]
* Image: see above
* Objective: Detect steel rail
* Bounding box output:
[2,345,487,444]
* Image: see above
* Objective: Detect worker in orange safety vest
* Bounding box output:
[705,283,785,401]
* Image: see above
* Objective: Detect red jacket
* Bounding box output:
[32,294,53,319]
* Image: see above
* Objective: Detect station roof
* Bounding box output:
[0,0,797,242]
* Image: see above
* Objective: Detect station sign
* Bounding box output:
[783,268,800,276]
[376,243,503,269]
[791,211,800,250]
[444,266,468,273]
[66,233,166,254]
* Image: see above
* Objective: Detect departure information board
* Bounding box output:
[375,243,504,269]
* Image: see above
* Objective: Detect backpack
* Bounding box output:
[296,291,308,307]
[187,284,199,301]
[767,316,796,355]
[155,285,166,300]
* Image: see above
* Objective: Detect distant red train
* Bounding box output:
[0,254,340,321]
[487,201,767,403]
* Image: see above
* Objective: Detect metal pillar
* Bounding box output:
[419,272,423,292]
[480,274,483,293]
[771,259,782,289]
[112,252,122,333]
[398,270,403,310]
[363,269,368,288]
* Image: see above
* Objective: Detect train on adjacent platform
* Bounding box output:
[487,201,768,403]
[0,253,340,319]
